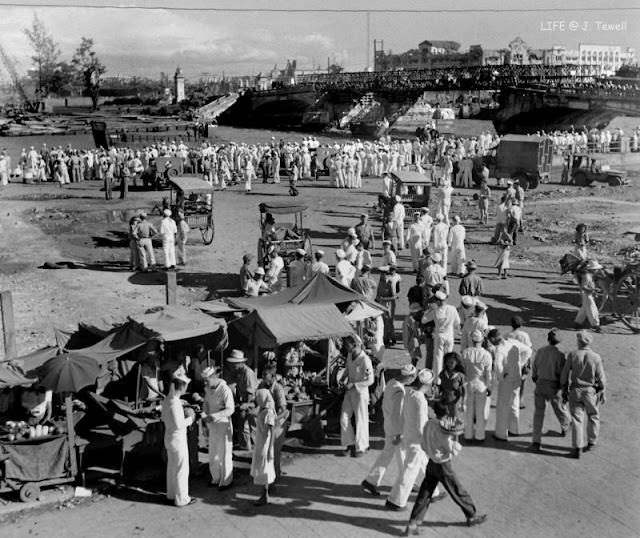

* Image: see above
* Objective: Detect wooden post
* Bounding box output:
[0,291,16,360]
[65,393,78,477]
[166,271,177,305]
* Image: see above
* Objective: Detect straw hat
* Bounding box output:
[585,260,603,271]
[347,228,357,237]
[461,295,474,307]
[255,267,265,276]
[296,248,306,256]
[400,364,418,381]
[201,366,220,379]
[434,290,447,301]
[335,249,346,259]
[163,209,172,217]
[471,329,484,343]
[577,330,593,346]
[226,349,246,363]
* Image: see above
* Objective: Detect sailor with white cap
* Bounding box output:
[202,366,235,489]
[339,336,374,457]
[387,368,441,510]
[461,329,493,442]
[161,371,197,507]
[362,364,416,496]
[160,208,178,269]
[421,290,460,381]
[289,248,308,286]
[390,194,406,252]
[432,213,449,270]
[460,301,489,350]
[311,249,330,275]
[335,248,356,287]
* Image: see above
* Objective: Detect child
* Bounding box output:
[438,352,466,418]
[495,229,512,279]
[250,388,276,506]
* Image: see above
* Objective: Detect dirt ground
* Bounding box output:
[0,126,639,537]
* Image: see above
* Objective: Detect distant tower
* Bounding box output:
[174,67,185,103]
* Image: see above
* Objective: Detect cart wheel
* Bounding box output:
[201,218,214,245]
[614,274,640,333]
[607,175,622,187]
[573,172,589,187]
[19,483,40,502]
[167,167,179,178]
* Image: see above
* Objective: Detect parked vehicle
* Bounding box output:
[570,154,629,187]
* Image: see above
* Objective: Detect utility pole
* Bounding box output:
[366,11,370,71]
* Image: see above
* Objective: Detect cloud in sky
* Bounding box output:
[0,1,637,79]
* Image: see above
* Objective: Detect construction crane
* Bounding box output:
[0,42,40,113]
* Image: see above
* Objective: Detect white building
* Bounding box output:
[174,67,185,103]
[578,44,636,76]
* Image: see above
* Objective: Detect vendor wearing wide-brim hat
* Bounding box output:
[222,349,258,450]
[459,259,483,298]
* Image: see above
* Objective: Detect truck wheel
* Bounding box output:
[573,172,588,187]
[607,175,622,187]
[19,483,40,502]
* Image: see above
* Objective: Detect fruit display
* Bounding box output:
[1,421,60,442]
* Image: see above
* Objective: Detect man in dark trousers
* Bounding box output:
[404,402,487,535]
[458,260,483,297]
[560,330,606,459]
[530,328,571,451]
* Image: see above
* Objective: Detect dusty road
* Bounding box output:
[0,153,639,537]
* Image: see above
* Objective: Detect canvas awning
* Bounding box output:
[344,301,385,322]
[259,201,308,215]
[229,303,353,348]
[0,361,38,389]
[126,305,227,342]
[168,176,214,194]
[15,346,60,374]
[69,325,149,366]
[227,272,368,310]
[194,300,245,316]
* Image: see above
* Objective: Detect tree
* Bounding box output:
[328,63,344,74]
[24,14,62,96]
[72,37,106,110]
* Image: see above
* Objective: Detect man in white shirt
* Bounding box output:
[419,207,433,248]
[421,291,460,381]
[488,329,532,441]
[432,214,449,271]
[202,366,235,488]
[335,249,356,287]
[311,250,330,275]
[461,330,493,442]
[339,337,374,457]
[265,248,284,291]
[390,195,406,252]
[159,209,177,269]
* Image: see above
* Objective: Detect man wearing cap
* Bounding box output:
[507,199,522,246]
[246,267,270,296]
[258,362,289,480]
[560,331,606,458]
[266,247,285,291]
[404,401,487,533]
[289,249,308,286]
[342,230,359,264]
[311,250,330,275]
[406,213,427,272]
[432,214,449,271]
[419,208,433,248]
[335,249,356,287]
[223,350,258,450]
[447,215,466,276]
[355,213,376,251]
[202,366,235,489]
[390,195,406,252]
[361,365,413,498]
[530,329,570,451]
[352,263,377,302]
[459,261,483,297]
[159,208,177,270]
[461,329,493,442]
[460,301,488,351]
[421,253,447,303]
[403,303,424,366]
[340,336,374,457]
[488,329,532,441]
[239,254,254,292]
[377,265,401,346]
[458,296,476,326]
[387,368,441,511]
[421,291,460,381]
[133,212,157,272]
[574,261,601,332]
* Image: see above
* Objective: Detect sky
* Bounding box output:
[0,0,638,81]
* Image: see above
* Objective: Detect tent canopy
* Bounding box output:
[259,201,308,215]
[0,362,38,389]
[230,303,353,348]
[168,176,215,194]
[227,272,367,310]
[127,305,226,342]
[70,324,149,366]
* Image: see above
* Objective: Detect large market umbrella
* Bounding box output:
[35,353,100,477]
[36,353,100,394]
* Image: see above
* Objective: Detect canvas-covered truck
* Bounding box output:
[473,134,553,190]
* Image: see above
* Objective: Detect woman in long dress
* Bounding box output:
[161,373,197,507]
[250,388,276,506]
[495,229,513,279]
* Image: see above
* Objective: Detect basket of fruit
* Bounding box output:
[438,415,464,435]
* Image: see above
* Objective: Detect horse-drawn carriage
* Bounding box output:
[166,176,215,245]
[560,252,640,333]
[389,170,432,221]
[257,202,312,265]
